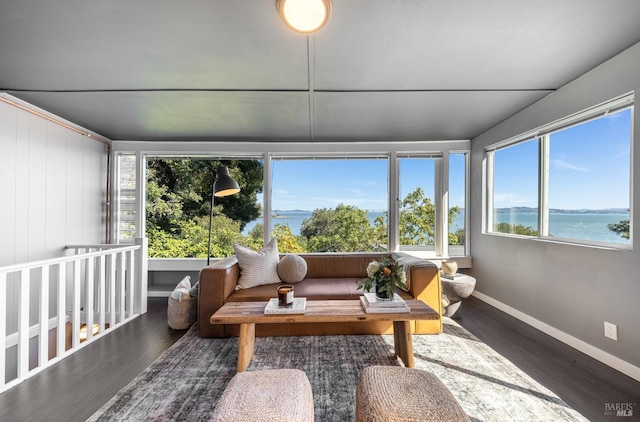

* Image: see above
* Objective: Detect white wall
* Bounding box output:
[0,98,108,266]
[470,42,640,379]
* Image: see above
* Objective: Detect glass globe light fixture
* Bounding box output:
[277,0,331,34]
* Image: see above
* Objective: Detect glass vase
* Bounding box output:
[375,280,392,300]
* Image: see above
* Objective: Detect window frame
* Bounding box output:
[448,151,470,257]
[395,153,442,256]
[111,141,472,262]
[269,154,391,253]
[484,94,634,249]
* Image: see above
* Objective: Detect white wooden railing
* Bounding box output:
[0,238,148,394]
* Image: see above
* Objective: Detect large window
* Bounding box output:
[398,157,437,252]
[491,139,540,236]
[145,157,263,258]
[486,96,633,247]
[449,152,468,256]
[115,153,137,244]
[269,158,388,253]
[117,145,471,259]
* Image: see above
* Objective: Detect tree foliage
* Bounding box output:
[607,219,630,239]
[300,204,383,252]
[146,159,263,257]
[296,189,463,252]
[494,222,538,236]
[398,187,462,246]
[273,224,305,253]
[146,162,463,257]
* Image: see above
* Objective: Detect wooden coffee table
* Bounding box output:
[210,299,439,372]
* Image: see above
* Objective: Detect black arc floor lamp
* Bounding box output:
[207,166,241,265]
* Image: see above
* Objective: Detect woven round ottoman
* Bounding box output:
[210,369,314,422]
[356,366,470,422]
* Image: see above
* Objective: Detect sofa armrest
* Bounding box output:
[198,255,239,337]
[406,262,443,334]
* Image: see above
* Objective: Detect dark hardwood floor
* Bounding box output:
[0,298,186,422]
[457,296,640,421]
[0,296,638,421]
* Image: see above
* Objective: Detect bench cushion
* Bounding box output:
[211,369,314,422]
[356,366,469,422]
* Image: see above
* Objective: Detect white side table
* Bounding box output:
[440,273,476,318]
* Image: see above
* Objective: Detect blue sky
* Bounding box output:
[269,155,467,211]
[260,108,630,212]
[494,108,631,210]
[271,159,389,211]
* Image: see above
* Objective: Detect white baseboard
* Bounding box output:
[472,290,640,383]
[147,290,171,298]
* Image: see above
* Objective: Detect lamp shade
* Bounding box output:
[277,0,331,34]
[213,167,240,197]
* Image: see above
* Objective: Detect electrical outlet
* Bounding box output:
[604,322,618,341]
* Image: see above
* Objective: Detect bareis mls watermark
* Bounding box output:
[605,402,635,417]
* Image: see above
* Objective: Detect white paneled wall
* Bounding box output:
[0,99,108,267]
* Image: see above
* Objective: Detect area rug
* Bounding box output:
[88,319,587,421]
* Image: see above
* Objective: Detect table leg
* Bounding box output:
[237,322,255,372]
[393,320,414,368]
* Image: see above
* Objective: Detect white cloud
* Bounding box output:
[551,159,590,172]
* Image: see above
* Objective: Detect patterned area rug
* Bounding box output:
[88,319,587,421]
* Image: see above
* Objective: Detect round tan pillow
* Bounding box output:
[277,254,307,284]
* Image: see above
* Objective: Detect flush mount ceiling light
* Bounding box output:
[277,0,331,34]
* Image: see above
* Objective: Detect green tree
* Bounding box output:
[300,204,381,252]
[273,224,305,253]
[244,223,265,250]
[494,222,538,236]
[146,159,263,258]
[147,215,241,258]
[399,187,461,246]
[147,159,263,231]
[608,219,630,239]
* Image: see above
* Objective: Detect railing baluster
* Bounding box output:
[134,237,148,314]
[17,269,30,379]
[56,263,66,357]
[38,265,50,366]
[126,250,134,318]
[0,272,7,389]
[72,260,81,349]
[118,251,125,323]
[85,257,94,341]
[107,254,116,328]
[98,255,106,334]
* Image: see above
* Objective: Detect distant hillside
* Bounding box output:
[495,207,629,215]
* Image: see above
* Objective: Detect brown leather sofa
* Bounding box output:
[197,252,443,338]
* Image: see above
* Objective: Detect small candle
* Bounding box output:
[277,285,294,306]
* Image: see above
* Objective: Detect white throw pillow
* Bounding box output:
[170,275,192,301]
[234,238,282,289]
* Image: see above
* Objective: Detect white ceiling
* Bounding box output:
[1,0,640,142]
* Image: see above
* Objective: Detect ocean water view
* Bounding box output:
[494,212,629,244]
[244,210,630,245]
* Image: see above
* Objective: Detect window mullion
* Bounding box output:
[484,151,494,233]
[388,152,399,252]
[436,156,447,257]
[539,135,550,237]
